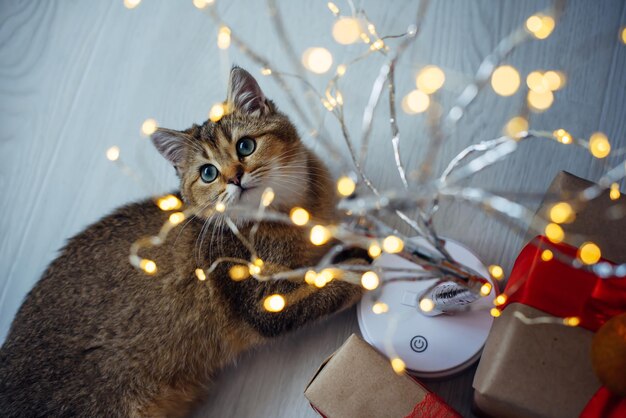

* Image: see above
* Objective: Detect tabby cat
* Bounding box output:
[0,67,365,417]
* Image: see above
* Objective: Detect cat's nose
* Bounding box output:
[227,167,244,186]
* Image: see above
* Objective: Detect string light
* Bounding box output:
[305,270,317,285]
[215,202,226,212]
[419,298,434,313]
[621,27,626,44]
[263,294,286,312]
[123,0,141,9]
[390,357,406,374]
[168,212,185,225]
[578,242,601,265]
[504,116,528,139]
[563,316,580,327]
[368,242,382,258]
[261,188,275,206]
[302,47,333,74]
[192,0,210,10]
[543,70,566,91]
[401,90,430,114]
[541,249,554,261]
[527,89,554,111]
[545,223,564,243]
[260,67,272,76]
[490,308,502,318]
[248,263,261,276]
[336,64,347,76]
[553,129,573,144]
[526,71,549,93]
[141,118,158,136]
[290,207,310,226]
[369,39,385,51]
[525,14,555,39]
[549,202,574,224]
[337,176,356,196]
[327,1,339,16]
[332,17,361,45]
[140,259,157,275]
[491,65,520,96]
[382,235,404,253]
[480,282,492,296]
[195,268,207,281]
[229,265,249,281]
[361,271,380,290]
[310,225,332,245]
[209,103,226,122]
[610,183,621,200]
[416,65,445,94]
[372,302,389,314]
[488,265,504,280]
[106,146,120,161]
[157,195,182,211]
[589,132,611,158]
[494,294,507,306]
[217,26,231,49]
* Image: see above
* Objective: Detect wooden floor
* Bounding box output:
[1,1,625,417]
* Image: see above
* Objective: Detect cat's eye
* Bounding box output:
[236,137,256,157]
[200,164,218,183]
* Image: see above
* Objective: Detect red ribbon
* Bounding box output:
[504,236,626,417]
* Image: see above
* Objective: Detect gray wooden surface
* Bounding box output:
[1,1,625,417]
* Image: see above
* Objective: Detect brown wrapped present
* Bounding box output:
[473,172,626,418]
[305,334,460,418]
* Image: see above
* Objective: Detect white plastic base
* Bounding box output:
[357,238,495,378]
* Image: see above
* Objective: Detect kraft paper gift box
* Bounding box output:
[472,171,626,418]
[305,334,460,418]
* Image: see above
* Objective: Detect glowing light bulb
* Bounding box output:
[141,118,158,136]
[382,235,404,253]
[543,71,566,91]
[336,64,347,76]
[490,308,501,317]
[361,271,380,290]
[209,103,225,122]
[527,89,554,112]
[494,294,507,306]
[261,188,275,207]
[578,242,601,265]
[419,298,434,313]
[124,0,141,9]
[195,268,206,281]
[229,265,249,281]
[263,294,286,312]
[290,207,310,226]
[545,223,564,243]
[106,146,120,161]
[391,357,406,374]
[337,176,356,196]
[525,14,555,39]
[491,65,520,96]
[549,202,574,224]
[563,316,580,327]
[302,47,333,74]
[327,1,339,15]
[401,90,430,114]
[217,26,231,49]
[215,202,226,212]
[332,17,361,45]
[157,195,182,211]
[416,65,445,94]
[488,265,504,280]
[622,27,626,44]
[253,258,264,267]
[370,39,385,51]
[305,270,317,285]
[260,67,272,76]
[310,225,331,245]
[526,71,549,93]
[314,274,327,288]
[368,242,382,258]
[192,0,209,9]
[372,302,388,314]
[168,212,185,225]
[610,183,620,200]
[248,263,261,276]
[589,132,611,159]
[553,129,573,144]
[140,259,157,275]
[480,282,492,296]
[541,249,554,261]
[504,116,528,139]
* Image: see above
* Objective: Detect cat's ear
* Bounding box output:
[226,66,271,117]
[151,128,189,171]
